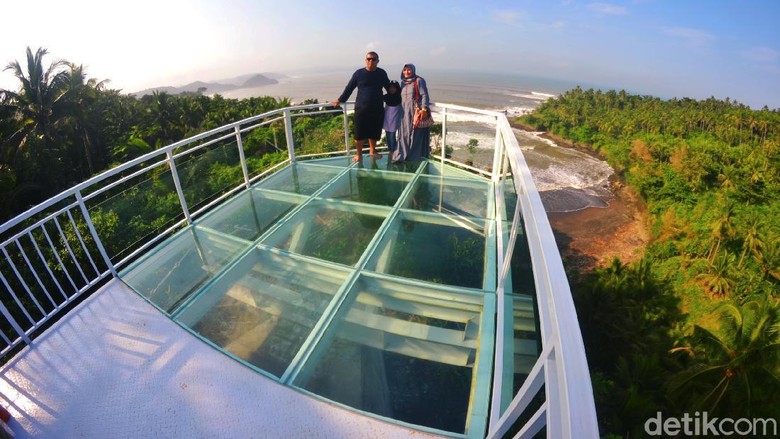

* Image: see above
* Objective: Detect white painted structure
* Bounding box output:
[0,102,599,438]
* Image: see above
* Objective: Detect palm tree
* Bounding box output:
[707,199,736,262]
[738,219,764,268]
[112,136,153,162]
[667,299,780,418]
[2,47,70,165]
[61,63,110,175]
[696,253,737,298]
[755,232,780,282]
[145,91,183,145]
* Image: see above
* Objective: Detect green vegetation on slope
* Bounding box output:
[518,87,780,436]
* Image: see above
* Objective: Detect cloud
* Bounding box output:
[586,2,629,15]
[663,27,714,46]
[493,10,523,25]
[742,47,780,63]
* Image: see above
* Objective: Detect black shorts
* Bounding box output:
[353,106,384,140]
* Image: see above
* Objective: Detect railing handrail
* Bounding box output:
[485,116,599,438]
[0,102,339,236]
[0,100,598,438]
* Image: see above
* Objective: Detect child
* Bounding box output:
[383,80,402,153]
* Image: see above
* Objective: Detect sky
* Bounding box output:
[1,0,779,109]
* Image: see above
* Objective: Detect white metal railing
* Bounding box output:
[0,101,598,438]
[0,103,344,355]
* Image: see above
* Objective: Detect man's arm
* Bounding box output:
[331,70,359,106]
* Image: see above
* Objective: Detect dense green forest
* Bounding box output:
[3,48,778,437]
[517,87,780,436]
[0,47,341,225]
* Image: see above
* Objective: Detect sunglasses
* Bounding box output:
[366,57,377,61]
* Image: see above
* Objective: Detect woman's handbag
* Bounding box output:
[413,79,434,129]
[414,108,434,129]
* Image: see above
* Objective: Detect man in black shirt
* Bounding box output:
[331,51,390,162]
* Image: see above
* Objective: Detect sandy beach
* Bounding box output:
[547,179,648,273]
[512,124,650,273]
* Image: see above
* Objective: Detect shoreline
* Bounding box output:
[546,185,648,273]
[510,121,649,273]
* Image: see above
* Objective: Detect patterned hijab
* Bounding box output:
[401,63,417,84]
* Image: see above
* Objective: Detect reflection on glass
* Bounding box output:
[121,227,248,313]
[508,218,534,296]
[319,170,410,207]
[368,214,487,289]
[405,176,490,219]
[294,276,484,433]
[503,177,518,221]
[255,163,340,195]
[299,155,355,168]
[197,189,301,241]
[177,249,348,377]
[264,202,386,266]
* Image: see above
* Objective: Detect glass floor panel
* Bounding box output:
[317,169,412,207]
[404,175,492,219]
[261,200,389,266]
[119,156,523,437]
[121,226,250,313]
[196,189,304,241]
[255,163,342,195]
[366,211,491,289]
[176,248,350,378]
[292,275,490,434]
[422,160,485,179]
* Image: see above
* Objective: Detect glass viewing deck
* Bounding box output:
[0,102,598,438]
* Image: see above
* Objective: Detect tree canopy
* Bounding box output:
[0,47,319,223]
[518,87,780,436]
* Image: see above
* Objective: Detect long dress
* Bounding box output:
[392,77,431,162]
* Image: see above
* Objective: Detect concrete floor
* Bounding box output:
[0,279,444,439]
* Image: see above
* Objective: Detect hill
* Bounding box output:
[132,72,282,96]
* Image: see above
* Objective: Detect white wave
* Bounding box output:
[531,163,610,192]
[500,106,534,117]
[514,129,560,149]
[433,112,497,124]
[510,91,557,101]
[444,130,496,149]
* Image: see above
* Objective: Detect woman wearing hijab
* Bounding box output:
[392,63,431,162]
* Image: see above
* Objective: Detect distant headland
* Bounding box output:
[131,72,286,97]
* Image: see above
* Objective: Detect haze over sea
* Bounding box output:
[221,69,613,213]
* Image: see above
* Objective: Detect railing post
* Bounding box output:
[0,273,32,345]
[283,109,296,163]
[341,104,351,154]
[167,151,192,224]
[491,119,502,182]
[441,106,447,165]
[235,125,251,189]
[75,190,117,277]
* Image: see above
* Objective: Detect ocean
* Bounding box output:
[221,69,613,212]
